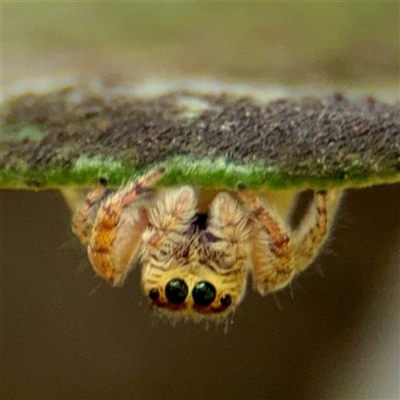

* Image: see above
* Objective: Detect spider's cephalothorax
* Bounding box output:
[71,167,342,320]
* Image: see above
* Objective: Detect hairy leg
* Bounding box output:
[88,167,164,285]
[202,192,253,306]
[141,186,197,257]
[292,189,343,272]
[237,187,295,294]
[71,179,108,245]
[206,192,252,268]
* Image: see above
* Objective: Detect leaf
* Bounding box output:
[1,79,399,190]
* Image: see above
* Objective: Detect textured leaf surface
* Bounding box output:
[1,79,399,190]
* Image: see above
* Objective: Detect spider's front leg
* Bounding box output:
[79,167,164,285]
[71,178,108,245]
[237,186,342,295]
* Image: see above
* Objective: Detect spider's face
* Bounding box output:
[142,263,247,320]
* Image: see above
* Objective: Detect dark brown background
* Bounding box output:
[1,184,399,399]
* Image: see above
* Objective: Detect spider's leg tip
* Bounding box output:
[237,182,247,191]
[158,166,166,173]
[98,177,108,186]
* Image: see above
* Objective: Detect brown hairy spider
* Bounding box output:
[71,167,342,320]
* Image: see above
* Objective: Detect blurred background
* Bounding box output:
[1,2,399,399]
[3,2,399,87]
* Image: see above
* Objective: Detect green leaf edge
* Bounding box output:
[1,155,399,191]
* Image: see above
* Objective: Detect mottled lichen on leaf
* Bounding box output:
[1,79,399,191]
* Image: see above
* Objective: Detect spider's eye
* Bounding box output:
[192,281,216,307]
[165,279,188,304]
[149,288,160,301]
[220,294,232,308]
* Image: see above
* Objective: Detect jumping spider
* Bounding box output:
[71,167,342,320]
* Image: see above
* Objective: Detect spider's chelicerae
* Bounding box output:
[72,167,342,320]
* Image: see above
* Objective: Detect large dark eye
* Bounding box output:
[165,279,189,304]
[192,281,216,307]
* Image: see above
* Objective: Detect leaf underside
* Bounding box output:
[1,79,399,191]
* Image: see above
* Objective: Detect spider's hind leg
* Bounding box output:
[237,187,342,295]
[291,189,343,272]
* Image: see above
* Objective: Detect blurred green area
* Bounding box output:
[3,2,399,87]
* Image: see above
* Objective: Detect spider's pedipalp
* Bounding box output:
[207,192,252,267]
[204,192,253,307]
[143,185,197,251]
[87,167,164,285]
